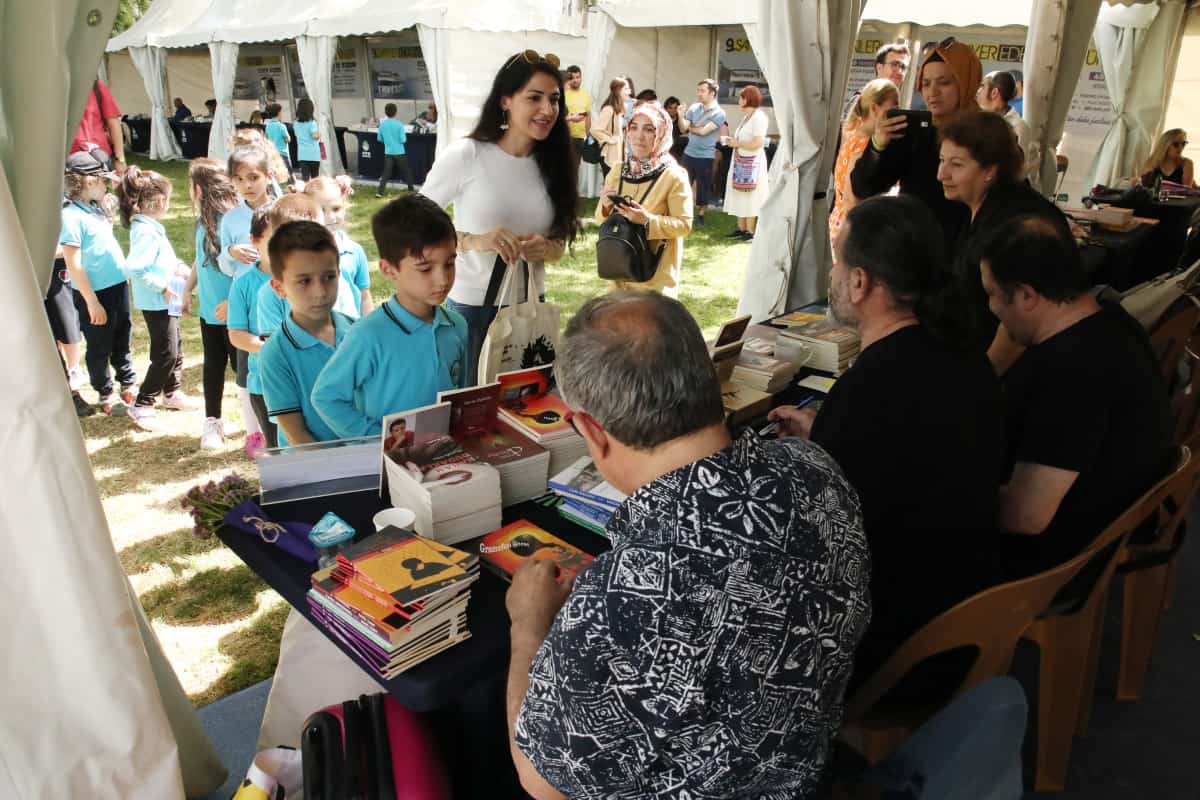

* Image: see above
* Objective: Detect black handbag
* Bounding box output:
[580,134,603,165]
[597,172,665,283]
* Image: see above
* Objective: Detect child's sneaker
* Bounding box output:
[119,384,137,407]
[200,417,225,450]
[67,366,87,392]
[99,393,125,416]
[127,404,159,431]
[162,390,199,411]
[72,392,96,418]
[244,431,267,459]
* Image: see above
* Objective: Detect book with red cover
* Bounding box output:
[457,419,547,466]
[496,365,575,442]
[476,519,594,583]
[439,383,502,439]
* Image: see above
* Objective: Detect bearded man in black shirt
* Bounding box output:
[770,195,1005,686]
[979,215,1174,576]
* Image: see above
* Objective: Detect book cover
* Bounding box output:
[458,420,548,466]
[549,456,627,508]
[498,392,573,439]
[773,310,827,327]
[781,318,859,347]
[478,519,594,582]
[496,364,554,404]
[734,351,796,376]
[347,534,475,607]
[439,383,502,439]
[385,433,477,482]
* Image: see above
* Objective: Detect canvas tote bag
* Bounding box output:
[477,259,561,384]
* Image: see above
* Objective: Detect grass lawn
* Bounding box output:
[95,154,751,708]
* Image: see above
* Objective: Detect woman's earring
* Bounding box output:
[500,109,510,131]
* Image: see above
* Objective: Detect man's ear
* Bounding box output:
[270,276,286,299]
[574,413,610,462]
[848,266,870,304]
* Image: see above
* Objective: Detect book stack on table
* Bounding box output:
[775,317,860,375]
[306,526,480,678]
[547,456,626,536]
[495,365,589,476]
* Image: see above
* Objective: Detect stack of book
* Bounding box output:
[495,365,589,476]
[306,526,479,678]
[776,317,860,374]
[731,350,800,394]
[440,384,551,505]
[719,381,774,426]
[474,519,594,582]
[548,456,626,534]
[382,402,502,544]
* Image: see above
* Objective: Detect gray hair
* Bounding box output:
[555,291,725,450]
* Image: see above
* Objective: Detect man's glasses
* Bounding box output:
[504,49,561,71]
[564,410,579,436]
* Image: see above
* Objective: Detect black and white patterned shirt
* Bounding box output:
[515,432,871,799]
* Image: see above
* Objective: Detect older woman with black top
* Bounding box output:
[938,111,1069,352]
[850,38,982,246]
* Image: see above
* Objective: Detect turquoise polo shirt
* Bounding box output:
[217,199,254,278]
[311,297,468,439]
[124,215,174,311]
[336,231,371,315]
[60,199,126,292]
[377,117,407,156]
[227,265,272,394]
[260,311,354,446]
[256,280,289,336]
[294,120,321,162]
[265,119,290,159]
[195,223,234,325]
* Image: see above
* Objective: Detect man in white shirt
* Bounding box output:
[977,71,1034,178]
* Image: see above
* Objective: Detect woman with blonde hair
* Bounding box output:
[591,77,630,180]
[1141,129,1194,188]
[831,79,900,245]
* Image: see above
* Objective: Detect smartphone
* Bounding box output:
[886,108,933,130]
[608,193,631,208]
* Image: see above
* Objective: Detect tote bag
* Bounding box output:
[477,261,561,384]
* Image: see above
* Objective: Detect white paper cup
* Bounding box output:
[373,507,416,533]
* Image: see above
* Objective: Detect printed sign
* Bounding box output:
[368,32,432,101]
[285,45,362,100]
[715,26,773,107]
[235,46,288,107]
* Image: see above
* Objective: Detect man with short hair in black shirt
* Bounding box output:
[770,195,1005,684]
[980,215,1174,575]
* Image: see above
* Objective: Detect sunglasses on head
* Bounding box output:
[504,49,561,71]
[1173,141,1188,148]
[938,36,957,49]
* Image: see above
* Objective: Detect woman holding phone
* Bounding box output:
[850,38,982,247]
[596,101,693,296]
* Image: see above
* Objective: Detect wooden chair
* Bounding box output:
[1114,438,1200,701]
[838,541,1106,767]
[1147,295,1200,395]
[1019,446,1194,791]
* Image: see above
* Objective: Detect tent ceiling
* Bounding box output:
[594,0,754,27]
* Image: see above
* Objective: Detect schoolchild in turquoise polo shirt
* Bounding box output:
[376,103,414,196]
[227,205,279,447]
[259,221,354,446]
[312,194,467,439]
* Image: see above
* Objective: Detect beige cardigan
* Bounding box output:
[590,105,624,168]
[596,163,694,296]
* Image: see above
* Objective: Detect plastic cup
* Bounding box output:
[373,507,416,533]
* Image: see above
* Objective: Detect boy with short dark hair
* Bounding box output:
[259,220,354,446]
[375,102,413,197]
[312,194,467,437]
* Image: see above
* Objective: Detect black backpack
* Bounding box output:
[596,172,665,283]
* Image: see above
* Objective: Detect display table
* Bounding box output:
[1080,222,1159,290]
[171,120,211,159]
[216,488,608,795]
[1086,195,1200,286]
[343,129,436,185]
[124,116,152,156]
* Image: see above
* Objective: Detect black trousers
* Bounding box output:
[298,160,321,180]
[73,283,135,397]
[200,319,238,419]
[137,310,182,406]
[377,155,413,193]
[249,392,279,449]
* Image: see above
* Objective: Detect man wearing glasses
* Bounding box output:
[875,42,910,86]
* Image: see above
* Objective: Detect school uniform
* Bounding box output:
[195,222,238,419]
[228,265,278,446]
[256,280,290,337]
[260,311,354,446]
[336,230,371,316]
[310,298,468,439]
[125,215,183,405]
[293,119,321,180]
[265,119,291,167]
[376,117,412,193]
[217,199,254,279]
[60,198,134,396]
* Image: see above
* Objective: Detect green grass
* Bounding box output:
[99,154,751,706]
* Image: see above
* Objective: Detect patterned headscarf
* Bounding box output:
[621,101,677,182]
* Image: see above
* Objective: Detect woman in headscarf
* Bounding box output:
[596,101,694,296]
[850,38,983,246]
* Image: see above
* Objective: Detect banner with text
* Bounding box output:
[715,26,773,107]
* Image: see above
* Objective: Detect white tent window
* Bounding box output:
[208,41,239,162]
[297,35,344,176]
[129,46,184,160]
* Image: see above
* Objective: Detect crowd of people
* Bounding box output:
[55,42,1191,797]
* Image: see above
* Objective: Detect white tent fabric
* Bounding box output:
[580,8,617,197]
[862,0,1034,27]
[595,0,753,26]
[307,1,447,38]
[297,35,344,176]
[129,46,184,160]
[208,40,239,161]
[106,0,210,51]
[1087,0,1188,187]
[737,0,865,321]
[1023,0,1105,195]
[0,0,224,795]
[416,24,452,157]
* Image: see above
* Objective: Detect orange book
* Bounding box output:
[478,519,593,583]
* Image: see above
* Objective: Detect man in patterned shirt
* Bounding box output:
[505,291,872,799]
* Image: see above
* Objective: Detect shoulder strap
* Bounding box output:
[637,170,666,206]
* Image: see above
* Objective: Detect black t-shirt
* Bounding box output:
[810,325,1005,678]
[1001,303,1174,575]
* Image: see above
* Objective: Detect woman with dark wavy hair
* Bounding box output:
[421,51,580,385]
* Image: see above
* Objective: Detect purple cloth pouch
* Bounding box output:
[224,500,319,563]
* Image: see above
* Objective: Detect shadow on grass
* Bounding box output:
[141,564,266,625]
[190,601,289,707]
[87,432,249,497]
[118,526,224,575]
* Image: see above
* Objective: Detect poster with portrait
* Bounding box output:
[234,46,288,107]
[368,32,432,101]
[714,26,773,107]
